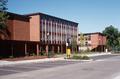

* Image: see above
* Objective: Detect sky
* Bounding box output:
[7,0,120,33]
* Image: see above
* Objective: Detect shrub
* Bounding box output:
[71,55,90,60]
[56,52,62,54]
[9,55,14,58]
[0,56,2,59]
[30,53,36,56]
[72,55,82,59]
[48,51,54,57]
[82,56,90,60]
[40,51,46,56]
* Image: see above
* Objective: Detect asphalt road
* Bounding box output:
[0,54,120,79]
[90,54,119,60]
[0,60,82,76]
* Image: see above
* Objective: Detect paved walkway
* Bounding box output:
[0,52,111,67]
[0,57,64,67]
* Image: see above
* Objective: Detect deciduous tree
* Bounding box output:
[71,37,77,53]
[103,25,119,51]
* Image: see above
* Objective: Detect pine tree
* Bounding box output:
[0,0,9,40]
[0,0,8,30]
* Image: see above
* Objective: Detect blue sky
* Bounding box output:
[7,0,120,33]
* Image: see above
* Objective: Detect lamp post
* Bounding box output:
[46,32,50,58]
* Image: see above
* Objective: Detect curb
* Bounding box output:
[86,52,111,57]
[0,52,111,67]
[0,57,64,67]
[64,59,93,62]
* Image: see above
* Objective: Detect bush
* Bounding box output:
[48,51,54,58]
[9,55,14,58]
[30,53,36,56]
[56,52,62,54]
[0,56,3,59]
[72,55,82,59]
[39,51,46,56]
[82,56,90,60]
[71,55,90,60]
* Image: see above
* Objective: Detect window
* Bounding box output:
[85,42,88,46]
[88,35,91,40]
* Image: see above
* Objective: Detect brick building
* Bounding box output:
[0,12,78,58]
[78,32,106,52]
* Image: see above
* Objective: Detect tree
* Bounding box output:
[103,25,120,51]
[77,33,85,53]
[117,33,120,51]
[71,37,77,53]
[79,33,85,47]
[0,0,9,40]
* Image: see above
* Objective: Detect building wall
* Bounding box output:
[13,19,30,41]
[6,19,14,40]
[78,33,106,51]
[91,34,106,50]
[6,15,30,41]
[40,14,78,45]
[103,36,106,45]
[91,34,99,49]
[29,15,40,41]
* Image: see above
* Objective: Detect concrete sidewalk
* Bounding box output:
[0,57,64,67]
[0,52,111,67]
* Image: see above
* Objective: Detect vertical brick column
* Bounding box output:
[52,46,54,53]
[57,46,59,53]
[36,44,39,56]
[25,43,27,56]
[46,45,48,55]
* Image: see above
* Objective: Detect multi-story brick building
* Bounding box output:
[25,12,78,54]
[0,12,31,57]
[0,12,78,58]
[78,32,106,52]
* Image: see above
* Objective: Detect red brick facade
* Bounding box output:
[78,32,106,52]
[0,12,78,58]
[6,12,30,41]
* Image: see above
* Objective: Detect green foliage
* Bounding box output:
[71,54,90,60]
[103,25,120,51]
[78,33,86,53]
[0,0,8,11]
[71,37,77,53]
[0,12,8,29]
[80,49,91,54]
[48,51,54,58]
[0,0,8,30]
[79,33,85,47]
[9,55,13,58]
[56,51,61,54]
[0,56,2,59]
[30,53,36,56]
[39,51,46,56]
[39,51,54,57]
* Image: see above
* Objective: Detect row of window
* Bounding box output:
[78,35,91,41]
[41,34,72,41]
[41,26,77,36]
[40,19,77,34]
[40,19,77,44]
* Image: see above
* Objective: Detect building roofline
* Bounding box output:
[78,32,105,36]
[24,12,79,25]
[6,11,30,19]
